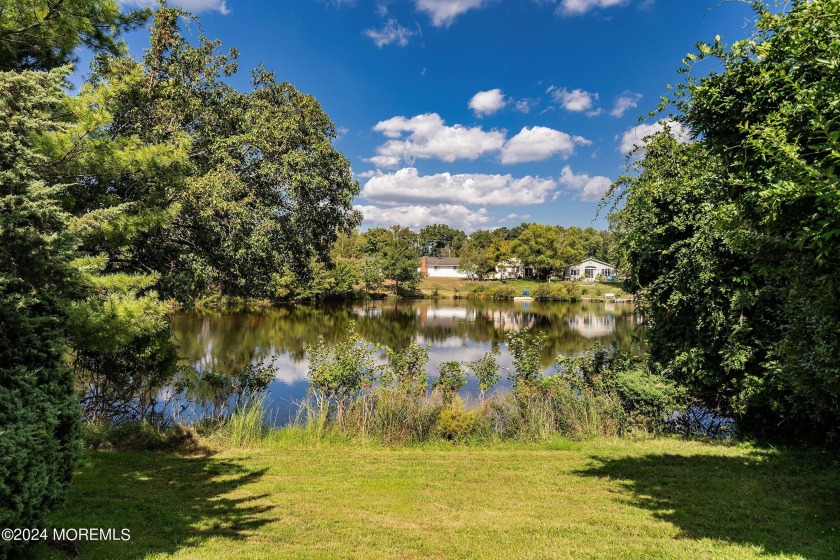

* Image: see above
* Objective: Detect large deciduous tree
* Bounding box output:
[611,0,840,443]
[65,5,361,303]
[419,224,466,257]
[458,230,497,280]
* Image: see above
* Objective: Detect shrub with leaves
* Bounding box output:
[466,352,500,404]
[305,322,377,421]
[556,346,682,431]
[506,327,547,390]
[433,361,466,406]
[383,342,430,396]
[436,407,478,442]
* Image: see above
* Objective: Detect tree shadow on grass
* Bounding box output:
[578,448,840,559]
[38,450,274,559]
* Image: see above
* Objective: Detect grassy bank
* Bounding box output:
[37,435,839,559]
[419,277,630,300]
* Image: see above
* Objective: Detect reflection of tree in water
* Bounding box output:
[172,301,645,376]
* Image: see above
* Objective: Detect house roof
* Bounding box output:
[570,257,616,268]
[424,257,460,266]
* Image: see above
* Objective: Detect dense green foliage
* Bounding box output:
[466,351,500,404]
[433,361,467,405]
[419,224,466,257]
[0,0,144,71]
[300,327,677,444]
[57,6,361,304]
[0,67,83,557]
[0,0,139,549]
[610,0,840,443]
[1,1,365,548]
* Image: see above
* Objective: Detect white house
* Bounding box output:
[494,258,523,280]
[563,257,617,281]
[419,257,469,279]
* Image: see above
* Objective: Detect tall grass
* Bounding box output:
[214,394,270,447]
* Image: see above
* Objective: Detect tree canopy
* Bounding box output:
[609,0,840,443]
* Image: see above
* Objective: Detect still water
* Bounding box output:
[172,300,643,423]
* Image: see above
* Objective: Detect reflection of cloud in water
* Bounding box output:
[353,307,382,317]
[267,352,309,384]
[417,335,468,348]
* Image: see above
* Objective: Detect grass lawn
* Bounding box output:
[36,437,839,559]
[418,277,630,299]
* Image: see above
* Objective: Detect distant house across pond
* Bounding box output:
[563,258,618,281]
[419,257,469,278]
[494,258,523,280]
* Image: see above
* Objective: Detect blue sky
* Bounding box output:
[105,0,757,231]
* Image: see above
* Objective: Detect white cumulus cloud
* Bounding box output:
[514,98,537,113]
[559,166,613,202]
[368,113,506,168]
[364,18,416,47]
[552,87,599,113]
[610,91,642,118]
[119,0,230,14]
[500,126,590,164]
[558,0,629,16]
[468,89,507,117]
[414,0,487,27]
[361,168,557,206]
[618,119,691,154]
[355,204,491,231]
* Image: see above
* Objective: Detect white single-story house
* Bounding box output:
[419,257,469,279]
[494,258,522,280]
[563,257,617,281]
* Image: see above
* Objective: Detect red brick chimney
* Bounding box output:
[420,256,428,277]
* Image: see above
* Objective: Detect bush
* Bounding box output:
[384,342,430,396]
[531,283,582,302]
[506,327,547,389]
[532,284,555,300]
[466,352,500,404]
[469,283,489,295]
[436,407,478,442]
[433,361,466,406]
[305,322,378,422]
[488,286,515,300]
[556,346,682,433]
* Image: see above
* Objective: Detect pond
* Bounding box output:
[172,299,644,424]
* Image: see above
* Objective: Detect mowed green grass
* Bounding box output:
[37,438,839,559]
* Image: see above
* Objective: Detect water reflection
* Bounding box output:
[174,300,642,385]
